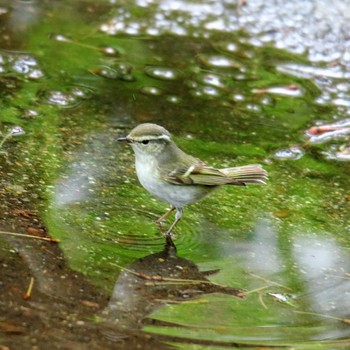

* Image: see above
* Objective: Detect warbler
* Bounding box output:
[118,123,267,236]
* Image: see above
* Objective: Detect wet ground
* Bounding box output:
[2,0,350,349]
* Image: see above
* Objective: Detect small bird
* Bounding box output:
[118,123,267,236]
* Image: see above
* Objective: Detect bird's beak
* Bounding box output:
[117,136,132,144]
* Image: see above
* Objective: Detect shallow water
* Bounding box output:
[1,0,350,349]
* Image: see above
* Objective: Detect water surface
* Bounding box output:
[1,0,350,349]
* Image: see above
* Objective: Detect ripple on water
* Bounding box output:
[113,233,166,252]
[110,217,203,254]
[126,205,204,254]
[173,225,208,254]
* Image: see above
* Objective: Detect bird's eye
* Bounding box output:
[142,140,149,145]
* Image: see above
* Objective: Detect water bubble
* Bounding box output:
[47,89,88,108]
[197,54,241,68]
[13,60,29,73]
[234,73,248,81]
[146,27,160,36]
[215,41,238,53]
[333,98,350,107]
[186,80,198,89]
[51,34,71,43]
[232,94,245,101]
[278,64,350,79]
[261,96,274,105]
[166,95,182,104]
[90,66,118,79]
[47,91,75,106]
[273,146,305,160]
[11,55,44,79]
[252,85,302,97]
[202,85,220,96]
[90,63,134,81]
[336,83,349,92]
[28,69,44,79]
[23,110,39,119]
[205,19,226,31]
[70,87,93,99]
[140,86,163,96]
[126,21,142,35]
[196,73,225,88]
[121,74,136,82]
[10,126,25,136]
[189,85,220,99]
[246,104,261,112]
[115,62,133,74]
[323,145,350,161]
[144,66,180,80]
[100,23,115,35]
[98,46,121,56]
[12,56,37,70]
[190,89,203,98]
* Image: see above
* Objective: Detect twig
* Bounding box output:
[258,292,268,309]
[244,285,270,295]
[294,310,350,324]
[23,277,34,300]
[0,230,60,243]
[249,272,292,291]
[116,263,231,288]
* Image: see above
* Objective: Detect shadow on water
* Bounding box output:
[3,218,350,349]
[102,235,244,348]
[1,230,249,350]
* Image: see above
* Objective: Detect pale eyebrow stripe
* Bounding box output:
[133,134,170,142]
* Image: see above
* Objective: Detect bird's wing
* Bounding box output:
[219,164,268,184]
[162,157,267,186]
[162,160,246,186]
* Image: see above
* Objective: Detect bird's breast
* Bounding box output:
[135,156,160,191]
[134,156,213,207]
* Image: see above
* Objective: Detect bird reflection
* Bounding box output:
[103,236,242,335]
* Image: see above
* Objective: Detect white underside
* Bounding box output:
[134,153,212,208]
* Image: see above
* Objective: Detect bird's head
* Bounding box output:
[118,123,172,157]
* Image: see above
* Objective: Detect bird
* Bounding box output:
[118,123,267,236]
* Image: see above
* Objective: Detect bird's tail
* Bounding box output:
[220,164,268,185]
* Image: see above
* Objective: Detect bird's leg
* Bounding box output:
[164,208,183,237]
[156,207,175,226]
